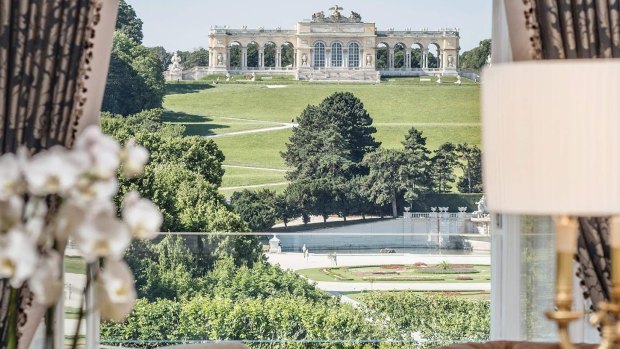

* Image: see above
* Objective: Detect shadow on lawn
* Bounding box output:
[165,82,214,95]
[163,111,231,137]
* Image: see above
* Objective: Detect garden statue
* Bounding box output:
[473,196,489,217]
[301,53,308,66]
[168,52,183,73]
[447,55,454,67]
[217,53,223,66]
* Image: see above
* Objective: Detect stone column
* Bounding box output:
[423,49,429,69]
[276,48,281,68]
[259,47,264,69]
[343,49,348,68]
[241,47,247,70]
[389,49,395,69]
[226,47,231,70]
[437,49,442,68]
[405,52,411,69]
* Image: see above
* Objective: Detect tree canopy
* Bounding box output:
[459,39,492,71]
[116,0,143,44]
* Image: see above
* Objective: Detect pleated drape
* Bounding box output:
[0,1,100,347]
[523,0,620,315]
[0,0,97,153]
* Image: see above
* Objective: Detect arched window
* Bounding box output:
[313,42,325,68]
[348,43,360,67]
[331,42,343,67]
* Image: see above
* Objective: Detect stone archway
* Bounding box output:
[393,42,407,69]
[228,41,242,69]
[428,43,441,69]
[376,42,389,69]
[281,42,294,68]
[246,41,260,68]
[411,43,424,68]
[263,42,277,68]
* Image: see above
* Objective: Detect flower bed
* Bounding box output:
[414,267,480,274]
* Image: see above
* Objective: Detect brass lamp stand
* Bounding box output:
[546,217,620,349]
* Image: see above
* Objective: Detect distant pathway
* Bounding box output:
[205,123,297,138]
[374,122,481,127]
[223,164,289,172]
[316,281,490,292]
[219,181,290,191]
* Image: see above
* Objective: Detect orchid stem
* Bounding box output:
[7,287,18,349]
[71,263,93,349]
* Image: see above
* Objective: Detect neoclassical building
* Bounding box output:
[173,6,460,81]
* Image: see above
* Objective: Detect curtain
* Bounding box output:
[523,0,620,315]
[0,0,100,153]
[0,0,101,347]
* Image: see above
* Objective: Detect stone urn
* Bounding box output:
[269,234,282,253]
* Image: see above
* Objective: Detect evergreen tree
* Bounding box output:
[282,92,379,181]
[456,144,483,193]
[363,149,407,218]
[401,127,432,205]
[230,189,277,232]
[428,142,459,193]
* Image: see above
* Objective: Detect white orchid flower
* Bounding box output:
[0,195,24,232]
[0,153,22,199]
[74,203,130,262]
[122,191,162,240]
[75,126,120,179]
[23,146,81,196]
[29,250,62,306]
[71,177,118,205]
[53,201,85,242]
[0,228,38,288]
[121,140,149,178]
[96,260,136,322]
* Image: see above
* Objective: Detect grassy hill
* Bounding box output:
[163,77,481,195]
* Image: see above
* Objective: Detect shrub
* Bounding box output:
[361,292,490,346]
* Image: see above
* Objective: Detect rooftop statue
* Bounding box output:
[311,6,362,23]
[329,4,343,19]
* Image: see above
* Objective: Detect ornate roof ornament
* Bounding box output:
[311,6,362,23]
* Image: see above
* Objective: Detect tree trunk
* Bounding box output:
[391,189,398,218]
[343,216,347,222]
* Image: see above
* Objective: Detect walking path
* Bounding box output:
[267,252,490,271]
[219,181,290,191]
[205,123,297,138]
[223,164,289,172]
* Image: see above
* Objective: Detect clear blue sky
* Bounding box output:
[126,0,492,52]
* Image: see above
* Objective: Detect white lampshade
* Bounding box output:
[482,60,620,216]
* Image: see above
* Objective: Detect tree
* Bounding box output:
[148,46,173,71]
[376,46,388,69]
[116,0,143,44]
[103,32,165,115]
[274,192,300,228]
[456,144,483,193]
[177,45,209,69]
[282,92,380,181]
[401,127,432,206]
[230,189,277,232]
[459,39,492,71]
[363,149,407,218]
[428,143,459,193]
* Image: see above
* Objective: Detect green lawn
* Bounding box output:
[221,166,287,188]
[163,79,480,191]
[65,256,85,274]
[163,110,280,136]
[297,264,491,283]
[164,82,480,124]
[214,129,291,169]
